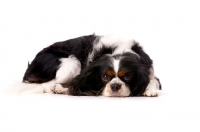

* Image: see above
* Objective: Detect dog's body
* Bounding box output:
[22,34,161,97]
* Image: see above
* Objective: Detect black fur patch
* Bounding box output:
[131,42,153,66]
[23,35,97,83]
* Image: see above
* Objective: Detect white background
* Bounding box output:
[0,0,200,132]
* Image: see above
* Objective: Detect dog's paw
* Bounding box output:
[143,88,158,97]
[51,84,69,94]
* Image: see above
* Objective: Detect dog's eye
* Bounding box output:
[124,73,132,81]
[102,74,111,82]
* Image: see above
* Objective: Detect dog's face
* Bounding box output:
[100,55,135,97]
[69,52,150,97]
[101,68,132,97]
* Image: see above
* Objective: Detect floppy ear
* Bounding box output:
[69,66,102,96]
[130,64,150,96]
[120,53,151,96]
[132,42,153,65]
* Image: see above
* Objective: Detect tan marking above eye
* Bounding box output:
[117,69,126,77]
[106,69,115,77]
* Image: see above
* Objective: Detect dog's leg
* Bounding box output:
[50,56,81,94]
[38,80,69,94]
[143,78,160,96]
[143,68,161,97]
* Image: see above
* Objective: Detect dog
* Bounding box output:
[22,34,161,97]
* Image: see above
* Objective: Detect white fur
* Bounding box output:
[56,56,81,84]
[113,59,120,73]
[87,35,138,65]
[4,80,55,94]
[41,80,56,93]
[51,84,69,94]
[3,82,43,94]
[143,79,160,96]
[100,35,139,55]
[149,67,155,79]
[143,67,160,96]
[94,35,120,50]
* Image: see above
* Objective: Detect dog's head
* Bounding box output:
[69,52,151,97]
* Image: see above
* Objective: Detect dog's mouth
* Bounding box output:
[102,88,130,97]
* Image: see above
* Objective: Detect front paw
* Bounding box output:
[143,88,158,97]
[51,84,68,94]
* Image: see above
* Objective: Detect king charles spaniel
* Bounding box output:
[22,34,161,97]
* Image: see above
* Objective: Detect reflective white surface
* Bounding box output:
[0,90,199,132]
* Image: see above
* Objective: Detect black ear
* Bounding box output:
[130,64,150,96]
[69,54,113,96]
[69,66,102,96]
[132,42,153,66]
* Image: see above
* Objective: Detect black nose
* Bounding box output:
[111,83,121,92]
